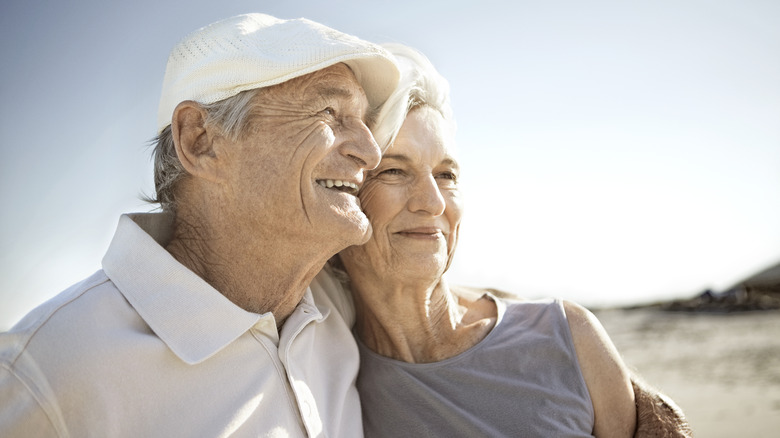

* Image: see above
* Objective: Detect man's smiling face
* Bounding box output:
[217,63,382,251]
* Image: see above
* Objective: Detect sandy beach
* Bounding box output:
[594,308,780,437]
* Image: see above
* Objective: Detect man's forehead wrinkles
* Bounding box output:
[316,86,353,100]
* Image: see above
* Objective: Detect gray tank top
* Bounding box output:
[356,297,595,437]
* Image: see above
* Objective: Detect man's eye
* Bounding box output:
[321,107,335,117]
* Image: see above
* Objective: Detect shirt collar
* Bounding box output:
[102,213,270,365]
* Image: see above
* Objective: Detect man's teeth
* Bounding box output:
[317,179,358,190]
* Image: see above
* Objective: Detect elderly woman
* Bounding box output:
[336,44,678,437]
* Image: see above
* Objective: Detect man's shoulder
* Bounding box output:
[0,268,155,422]
[1,270,127,364]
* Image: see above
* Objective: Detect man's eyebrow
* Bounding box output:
[316,85,375,124]
[317,86,353,100]
[364,106,379,127]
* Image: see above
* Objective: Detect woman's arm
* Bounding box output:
[564,300,636,437]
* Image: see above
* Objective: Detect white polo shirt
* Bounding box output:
[0,213,361,437]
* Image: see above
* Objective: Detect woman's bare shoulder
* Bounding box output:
[451,284,526,301]
[562,300,636,437]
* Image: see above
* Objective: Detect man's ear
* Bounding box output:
[171,101,220,182]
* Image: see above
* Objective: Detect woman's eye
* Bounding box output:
[373,168,405,179]
[379,168,403,176]
[436,171,458,181]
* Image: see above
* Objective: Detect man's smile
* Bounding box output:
[316,179,359,196]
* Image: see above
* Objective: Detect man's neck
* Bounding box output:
[166,214,326,326]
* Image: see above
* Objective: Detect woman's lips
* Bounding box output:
[396,227,444,240]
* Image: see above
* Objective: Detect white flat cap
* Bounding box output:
[157,13,399,133]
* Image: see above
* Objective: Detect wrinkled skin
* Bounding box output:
[168,63,382,321]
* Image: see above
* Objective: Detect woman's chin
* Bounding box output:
[395,256,448,281]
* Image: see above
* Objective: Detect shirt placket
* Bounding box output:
[278,301,324,437]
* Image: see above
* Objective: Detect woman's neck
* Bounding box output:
[350,273,497,363]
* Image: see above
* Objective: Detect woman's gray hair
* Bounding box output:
[371,43,455,152]
[148,88,262,213]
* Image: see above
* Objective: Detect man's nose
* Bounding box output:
[338,117,382,170]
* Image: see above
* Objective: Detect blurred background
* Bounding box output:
[1,0,778,329]
[2,1,780,435]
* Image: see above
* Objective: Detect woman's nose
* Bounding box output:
[408,175,446,216]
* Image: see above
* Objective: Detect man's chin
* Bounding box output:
[342,214,372,247]
[325,204,372,247]
[354,221,373,246]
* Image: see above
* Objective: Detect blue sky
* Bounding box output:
[2,0,779,329]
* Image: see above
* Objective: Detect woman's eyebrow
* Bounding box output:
[380,154,411,163]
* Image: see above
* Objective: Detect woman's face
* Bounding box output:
[340,106,463,283]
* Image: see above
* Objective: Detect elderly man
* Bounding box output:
[0,14,397,437]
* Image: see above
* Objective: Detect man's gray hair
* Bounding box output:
[148,88,262,213]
